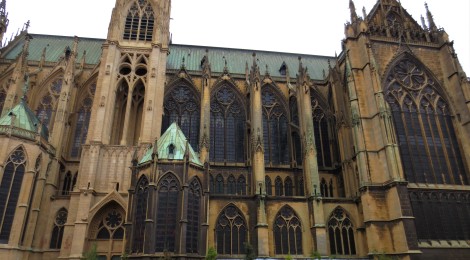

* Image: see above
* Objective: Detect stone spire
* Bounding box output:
[425,2,437,31]
[349,0,358,23]
[0,0,8,46]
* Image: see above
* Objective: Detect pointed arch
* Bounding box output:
[265,176,272,196]
[186,178,202,253]
[131,175,149,253]
[88,201,125,243]
[34,75,64,132]
[284,177,293,196]
[123,0,155,41]
[62,171,73,195]
[227,174,236,195]
[275,176,283,196]
[210,83,246,163]
[214,174,224,194]
[311,89,335,168]
[383,54,467,185]
[215,204,247,255]
[155,173,180,252]
[129,80,145,145]
[327,207,356,255]
[0,146,27,243]
[273,205,303,255]
[262,84,290,165]
[70,80,96,158]
[236,175,246,195]
[50,208,68,249]
[162,83,200,150]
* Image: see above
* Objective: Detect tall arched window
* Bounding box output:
[237,175,246,195]
[262,87,290,165]
[275,176,283,196]
[123,0,154,41]
[385,58,467,185]
[320,178,329,197]
[70,82,95,158]
[36,78,63,132]
[284,177,293,196]
[162,85,200,150]
[132,176,148,253]
[215,174,224,194]
[155,174,179,252]
[274,206,302,255]
[215,205,247,255]
[0,147,26,243]
[227,175,236,195]
[62,171,72,195]
[265,176,272,195]
[50,208,68,249]
[328,207,356,255]
[186,179,201,253]
[210,85,245,163]
[311,93,333,168]
[297,177,304,196]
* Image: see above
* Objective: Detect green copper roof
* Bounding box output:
[2,34,104,64]
[139,122,202,166]
[0,99,49,140]
[2,34,334,80]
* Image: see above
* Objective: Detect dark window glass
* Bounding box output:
[123,0,154,41]
[50,209,67,249]
[210,85,246,163]
[132,177,148,253]
[215,174,224,194]
[297,177,304,196]
[237,175,246,195]
[71,84,94,158]
[265,176,272,195]
[274,206,302,255]
[385,59,467,185]
[155,174,179,252]
[328,207,356,255]
[186,179,201,253]
[215,205,247,255]
[162,85,200,150]
[0,148,26,243]
[62,171,72,195]
[275,177,283,196]
[284,177,293,196]
[311,94,334,168]
[227,175,236,195]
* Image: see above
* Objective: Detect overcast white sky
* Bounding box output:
[4,0,470,73]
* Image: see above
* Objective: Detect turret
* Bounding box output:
[0,0,8,46]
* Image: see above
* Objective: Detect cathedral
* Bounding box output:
[0,0,469,259]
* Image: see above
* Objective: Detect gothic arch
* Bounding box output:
[383,53,467,184]
[122,0,156,42]
[187,177,203,253]
[88,190,127,222]
[311,88,336,168]
[327,207,356,255]
[155,173,180,252]
[273,205,303,255]
[33,72,65,132]
[50,207,68,249]
[215,203,248,255]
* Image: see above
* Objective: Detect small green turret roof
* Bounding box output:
[139,122,202,166]
[0,99,49,140]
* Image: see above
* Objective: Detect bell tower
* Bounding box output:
[88,0,171,146]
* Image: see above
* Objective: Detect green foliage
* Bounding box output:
[206,247,217,260]
[371,250,398,260]
[244,242,255,260]
[82,243,98,260]
[311,250,322,259]
[285,253,293,260]
[121,251,129,260]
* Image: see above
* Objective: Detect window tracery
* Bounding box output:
[132,176,148,253]
[94,208,125,240]
[328,207,356,255]
[155,174,179,252]
[284,177,293,196]
[186,179,201,253]
[262,87,289,165]
[210,85,245,163]
[123,0,154,41]
[385,58,467,185]
[36,78,63,132]
[215,205,247,255]
[274,206,302,255]
[162,85,200,150]
[0,147,26,243]
[50,208,67,249]
[275,176,283,196]
[71,82,95,158]
[311,94,333,168]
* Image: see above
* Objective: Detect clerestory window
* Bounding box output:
[123,0,155,41]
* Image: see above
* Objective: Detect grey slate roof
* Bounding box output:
[1,34,334,80]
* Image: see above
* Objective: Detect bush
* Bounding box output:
[206,247,217,260]
[244,242,255,260]
[82,243,98,260]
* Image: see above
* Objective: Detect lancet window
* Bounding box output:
[311,93,333,168]
[274,206,302,255]
[0,147,26,243]
[210,85,245,163]
[262,87,290,165]
[215,205,247,255]
[155,174,179,252]
[186,179,201,253]
[123,0,155,41]
[132,176,148,253]
[36,78,63,132]
[162,85,200,150]
[284,177,293,196]
[70,82,95,158]
[385,58,467,185]
[275,176,283,196]
[50,208,67,249]
[328,207,356,255]
[265,176,272,195]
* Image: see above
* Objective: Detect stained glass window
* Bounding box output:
[132,176,148,253]
[210,85,245,163]
[328,207,356,255]
[311,94,333,168]
[262,87,290,165]
[155,174,179,252]
[186,179,201,253]
[215,205,247,255]
[162,85,200,150]
[50,209,68,249]
[71,82,95,158]
[275,176,283,196]
[36,78,63,132]
[0,148,26,243]
[385,58,467,185]
[123,0,154,41]
[274,206,302,255]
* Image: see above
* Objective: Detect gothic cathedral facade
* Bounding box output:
[0,0,469,259]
